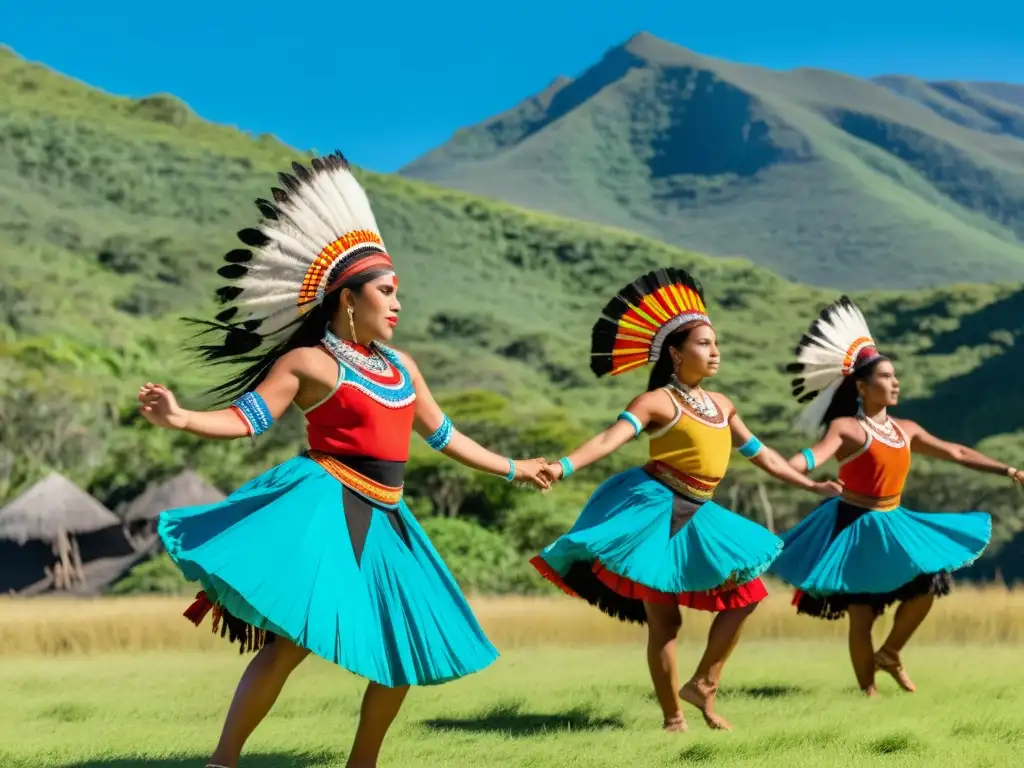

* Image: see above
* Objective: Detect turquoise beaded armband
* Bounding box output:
[425,414,454,451]
[558,456,575,478]
[231,391,273,437]
[800,448,816,471]
[738,435,763,459]
[618,411,643,439]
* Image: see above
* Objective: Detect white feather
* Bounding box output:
[792,379,843,435]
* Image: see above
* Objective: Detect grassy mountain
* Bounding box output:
[400,32,1024,291]
[1,44,1022,579]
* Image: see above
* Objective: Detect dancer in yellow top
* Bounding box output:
[531,266,841,733]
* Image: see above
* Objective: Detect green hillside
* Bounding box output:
[1,44,1022,588]
[400,32,1024,291]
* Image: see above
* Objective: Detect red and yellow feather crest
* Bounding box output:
[590,267,711,378]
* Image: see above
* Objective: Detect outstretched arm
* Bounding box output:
[725,398,841,497]
[544,390,666,481]
[786,419,847,474]
[398,350,550,487]
[138,351,302,440]
[902,420,1022,482]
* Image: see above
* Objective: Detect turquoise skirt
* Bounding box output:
[531,467,783,623]
[770,498,991,615]
[158,454,499,688]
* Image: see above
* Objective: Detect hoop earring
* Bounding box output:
[347,306,358,345]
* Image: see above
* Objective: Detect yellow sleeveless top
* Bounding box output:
[645,389,732,501]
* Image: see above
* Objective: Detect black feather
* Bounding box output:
[237,228,269,247]
[217,264,248,280]
[216,286,244,303]
[292,162,312,182]
[311,157,326,173]
[243,320,262,331]
[223,249,253,264]
[278,172,301,191]
[216,307,238,323]
[784,362,805,373]
[797,392,817,404]
[254,198,278,219]
[271,187,289,204]
[331,150,350,170]
[792,385,805,397]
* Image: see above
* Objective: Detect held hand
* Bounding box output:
[812,479,844,497]
[514,458,553,491]
[138,382,189,430]
[1008,467,1023,485]
[538,460,565,485]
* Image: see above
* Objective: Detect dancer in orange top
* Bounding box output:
[770,296,1022,696]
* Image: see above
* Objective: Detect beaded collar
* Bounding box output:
[321,328,416,409]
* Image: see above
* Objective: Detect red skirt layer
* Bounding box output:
[531,556,767,612]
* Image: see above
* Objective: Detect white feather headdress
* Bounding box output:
[786,296,881,435]
[210,150,393,353]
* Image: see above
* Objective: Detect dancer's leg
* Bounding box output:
[680,602,757,730]
[208,638,311,767]
[643,601,687,731]
[346,682,411,768]
[875,592,934,692]
[847,605,878,696]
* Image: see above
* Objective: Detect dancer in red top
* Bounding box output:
[138,151,552,768]
[770,296,1021,696]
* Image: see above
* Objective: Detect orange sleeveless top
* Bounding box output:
[837,416,911,511]
[644,389,732,501]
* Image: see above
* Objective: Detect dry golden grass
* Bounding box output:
[2,579,1022,657]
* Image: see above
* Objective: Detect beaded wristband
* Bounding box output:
[425,414,454,451]
[559,457,575,478]
[618,411,643,439]
[801,448,817,471]
[231,391,273,437]
[738,435,763,459]
[504,458,516,482]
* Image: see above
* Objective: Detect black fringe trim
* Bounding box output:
[795,571,953,621]
[562,562,649,626]
[213,606,277,654]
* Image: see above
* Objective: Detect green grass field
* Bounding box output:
[2,595,1022,768]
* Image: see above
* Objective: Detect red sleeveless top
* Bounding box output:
[837,416,911,510]
[303,340,416,462]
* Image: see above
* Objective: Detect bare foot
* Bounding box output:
[680,680,731,731]
[663,711,688,733]
[861,685,879,697]
[874,648,916,693]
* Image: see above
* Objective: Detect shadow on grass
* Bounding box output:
[722,684,809,700]
[37,754,338,768]
[422,701,624,737]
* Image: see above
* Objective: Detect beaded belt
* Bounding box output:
[643,460,718,502]
[840,489,902,512]
[305,450,404,508]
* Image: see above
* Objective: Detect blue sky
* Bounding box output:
[3,0,1023,173]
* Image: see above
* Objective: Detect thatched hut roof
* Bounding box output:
[124,469,225,522]
[0,473,119,545]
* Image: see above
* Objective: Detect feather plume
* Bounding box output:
[788,296,878,434]
[205,149,392,355]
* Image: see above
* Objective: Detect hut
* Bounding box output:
[121,469,225,545]
[0,472,138,595]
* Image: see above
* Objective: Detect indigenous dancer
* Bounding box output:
[770,296,1021,696]
[137,151,552,768]
[530,267,842,733]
